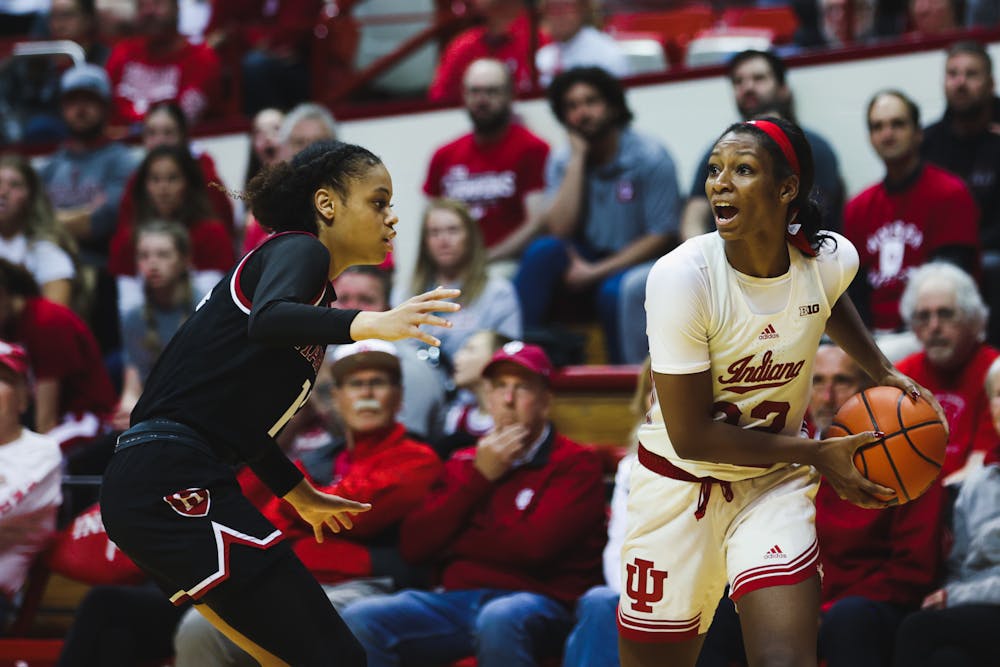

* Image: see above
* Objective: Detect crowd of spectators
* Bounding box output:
[1,1,1000,665]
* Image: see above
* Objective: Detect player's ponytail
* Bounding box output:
[243,140,383,235]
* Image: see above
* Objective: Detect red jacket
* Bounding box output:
[401,428,606,604]
[816,478,944,611]
[238,423,442,584]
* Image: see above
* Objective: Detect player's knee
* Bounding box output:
[172,607,224,663]
[746,643,811,667]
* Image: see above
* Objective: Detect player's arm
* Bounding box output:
[538,134,588,238]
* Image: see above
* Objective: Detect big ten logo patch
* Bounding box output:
[625,557,668,612]
[164,488,211,517]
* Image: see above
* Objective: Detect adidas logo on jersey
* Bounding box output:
[758,324,779,340]
[763,544,787,559]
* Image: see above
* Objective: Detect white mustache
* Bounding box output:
[352,399,382,412]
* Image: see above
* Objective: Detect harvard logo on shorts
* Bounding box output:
[624,557,668,612]
[164,488,211,517]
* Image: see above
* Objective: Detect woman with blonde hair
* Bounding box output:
[394,198,521,364]
[0,154,77,305]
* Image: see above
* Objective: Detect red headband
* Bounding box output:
[747,120,800,176]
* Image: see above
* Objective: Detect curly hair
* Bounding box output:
[243,140,382,235]
[717,118,834,255]
[547,66,634,128]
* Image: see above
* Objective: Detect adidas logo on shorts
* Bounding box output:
[763,544,788,559]
[758,324,779,340]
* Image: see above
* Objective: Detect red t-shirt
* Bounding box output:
[108,217,235,276]
[843,164,980,331]
[896,343,1000,479]
[428,12,546,103]
[105,36,222,125]
[423,124,549,248]
[14,297,117,417]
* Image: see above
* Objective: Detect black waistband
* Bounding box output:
[115,418,214,458]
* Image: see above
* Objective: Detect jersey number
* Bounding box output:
[268,379,312,438]
[711,400,791,434]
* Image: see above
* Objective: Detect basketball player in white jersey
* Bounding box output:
[617,118,946,667]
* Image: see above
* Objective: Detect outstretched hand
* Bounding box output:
[814,431,898,509]
[349,287,461,347]
[283,479,372,543]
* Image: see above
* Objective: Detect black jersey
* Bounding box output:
[132,232,360,496]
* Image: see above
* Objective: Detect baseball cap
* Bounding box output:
[61,64,111,101]
[0,341,30,381]
[482,341,553,383]
[330,340,400,383]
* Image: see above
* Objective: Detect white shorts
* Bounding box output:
[617,447,820,643]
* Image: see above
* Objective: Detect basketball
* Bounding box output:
[826,386,947,504]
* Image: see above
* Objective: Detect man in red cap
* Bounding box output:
[342,341,607,667]
[0,341,62,627]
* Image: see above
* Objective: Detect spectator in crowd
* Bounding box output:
[908,0,961,34]
[428,0,544,103]
[117,101,234,235]
[922,41,1000,346]
[562,359,650,667]
[891,356,1000,667]
[697,342,946,667]
[342,342,606,667]
[203,0,322,116]
[172,340,443,667]
[112,222,202,431]
[241,103,338,254]
[40,64,136,270]
[0,342,62,632]
[108,145,234,314]
[680,50,844,241]
[0,154,77,306]
[0,0,110,143]
[515,66,679,363]
[844,90,980,334]
[0,260,116,452]
[896,262,999,484]
[331,266,448,441]
[104,0,222,128]
[244,108,285,189]
[423,58,550,271]
[436,329,511,458]
[0,0,46,36]
[394,199,522,365]
[536,0,629,87]
[817,0,878,47]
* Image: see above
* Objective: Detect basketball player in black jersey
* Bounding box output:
[100,140,460,666]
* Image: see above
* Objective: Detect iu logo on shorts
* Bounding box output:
[164,488,211,517]
[625,557,668,613]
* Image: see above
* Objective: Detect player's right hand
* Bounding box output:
[814,431,897,509]
[349,287,461,347]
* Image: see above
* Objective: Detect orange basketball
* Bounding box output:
[826,386,947,504]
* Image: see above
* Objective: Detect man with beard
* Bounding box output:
[423,58,550,268]
[844,91,980,335]
[895,262,999,485]
[104,0,221,128]
[514,66,679,363]
[923,41,1000,346]
[679,50,844,241]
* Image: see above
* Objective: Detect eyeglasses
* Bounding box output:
[340,377,395,391]
[911,307,959,327]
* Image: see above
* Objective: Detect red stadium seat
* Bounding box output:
[605,5,717,66]
[719,6,799,44]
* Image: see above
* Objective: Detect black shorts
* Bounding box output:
[100,419,290,606]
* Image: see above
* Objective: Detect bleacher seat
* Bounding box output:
[605,5,717,67]
[612,30,670,73]
[684,27,775,67]
[720,6,799,44]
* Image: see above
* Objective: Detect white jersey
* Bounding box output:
[639,231,858,481]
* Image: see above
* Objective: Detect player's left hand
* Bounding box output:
[283,479,372,542]
[878,370,949,438]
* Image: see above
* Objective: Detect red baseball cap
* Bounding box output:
[482,341,553,383]
[0,341,30,380]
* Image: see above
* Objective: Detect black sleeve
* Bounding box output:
[932,245,980,279]
[245,234,361,346]
[246,439,305,498]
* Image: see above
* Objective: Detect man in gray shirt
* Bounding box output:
[514,67,680,363]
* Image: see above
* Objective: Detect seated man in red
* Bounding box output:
[341,342,607,667]
[172,340,442,667]
[896,262,999,484]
